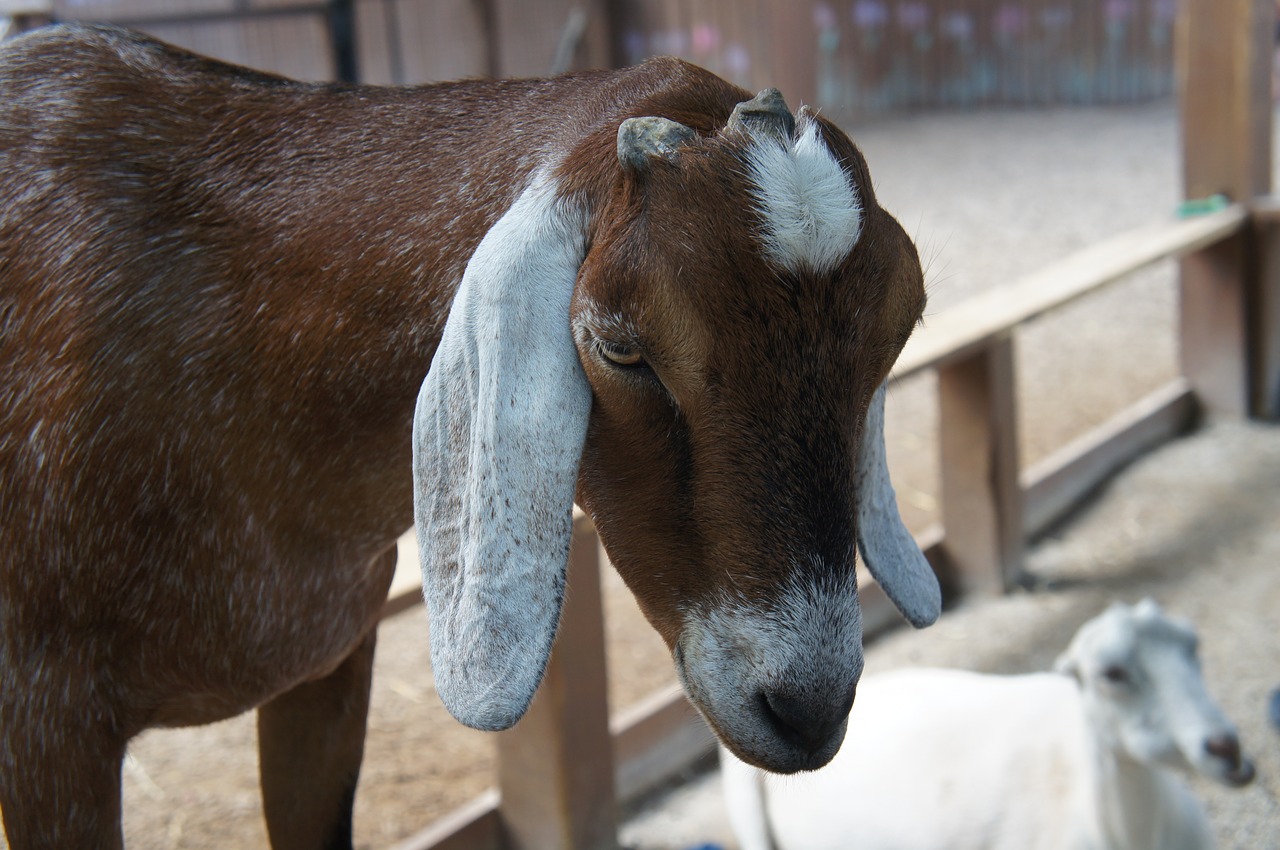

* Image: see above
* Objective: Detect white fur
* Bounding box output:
[412,170,591,731]
[745,118,862,275]
[679,568,863,772]
[721,600,1252,850]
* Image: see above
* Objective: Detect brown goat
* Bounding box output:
[0,23,938,848]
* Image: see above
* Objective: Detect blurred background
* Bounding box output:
[0,0,1179,116]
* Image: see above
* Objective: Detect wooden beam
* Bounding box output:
[495,516,619,850]
[1021,379,1198,537]
[767,0,817,107]
[387,791,504,850]
[937,334,1023,594]
[610,686,713,804]
[1253,218,1280,417]
[1176,0,1273,417]
[894,207,1246,379]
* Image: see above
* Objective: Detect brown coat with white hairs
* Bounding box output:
[0,23,938,849]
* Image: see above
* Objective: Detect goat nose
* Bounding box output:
[761,683,856,754]
[1204,733,1241,765]
[1204,733,1255,786]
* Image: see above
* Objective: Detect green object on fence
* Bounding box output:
[1177,194,1229,217]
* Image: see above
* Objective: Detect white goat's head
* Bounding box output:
[1055,598,1255,787]
[413,85,939,774]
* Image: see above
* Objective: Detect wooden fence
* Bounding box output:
[15,0,1178,113]
[374,1,1278,848]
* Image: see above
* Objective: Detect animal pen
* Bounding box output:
[2,0,1276,848]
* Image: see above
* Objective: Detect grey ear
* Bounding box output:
[412,171,590,731]
[855,383,942,628]
[618,116,697,169]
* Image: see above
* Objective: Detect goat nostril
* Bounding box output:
[1204,734,1241,766]
[761,684,855,751]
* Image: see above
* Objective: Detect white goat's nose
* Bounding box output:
[1204,733,1255,786]
[760,682,856,759]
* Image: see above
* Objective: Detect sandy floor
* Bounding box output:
[4,99,1266,848]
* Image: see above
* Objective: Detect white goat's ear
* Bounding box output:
[855,383,942,628]
[412,172,590,731]
[1134,597,1162,618]
[1054,652,1082,683]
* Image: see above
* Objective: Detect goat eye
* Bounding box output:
[1101,665,1130,684]
[598,340,645,368]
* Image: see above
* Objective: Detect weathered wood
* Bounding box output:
[937,334,1022,594]
[1176,0,1273,417]
[495,515,619,850]
[1021,379,1198,537]
[387,790,504,850]
[1253,219,1280,417]
[1179,236,1252,416]
[767,0,816,109]
[610,685,714,803]
[895,207,1247,379]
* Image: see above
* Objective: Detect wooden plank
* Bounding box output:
[495,514,619,850]
[387,790,504,850]
[1253,218,1280,417]
[937,334,1022,594]
[766,0,815,107]
[1021,379,1197,537]
[1176,0,1272,418]
[894,206,1247,379]
[1177,0,1272,202]
[1179,236,1251,417]
[610,685,714,803]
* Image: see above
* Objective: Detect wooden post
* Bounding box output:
[495,516,619,850]
[768,0,817,108]
[937,335,1023,594]
[1176,0,1274,417]
[1254,212,1280,417]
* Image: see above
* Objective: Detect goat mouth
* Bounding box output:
[672,642,842,774]
[1222,757,1256,788]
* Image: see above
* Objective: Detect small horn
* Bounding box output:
[727,88,795,142]
[617,116,697,169]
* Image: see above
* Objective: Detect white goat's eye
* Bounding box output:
[1101,665,1130,685]
[598,340,645,368]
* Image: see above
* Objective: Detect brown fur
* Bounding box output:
[0,23,923,847]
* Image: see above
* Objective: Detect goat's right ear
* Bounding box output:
[855,383,942,628]
[1054,652,1082,683]
[412,172,590,731]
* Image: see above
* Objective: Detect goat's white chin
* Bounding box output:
[673,642,851,774]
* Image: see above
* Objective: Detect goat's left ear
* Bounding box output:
[412,171,590,731]
[855,383,942,628]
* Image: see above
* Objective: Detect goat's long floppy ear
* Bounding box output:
[855,383,942,628]
[412,171,590,731]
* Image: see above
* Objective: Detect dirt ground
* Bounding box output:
[3,100,1266,848]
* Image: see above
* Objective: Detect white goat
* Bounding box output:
[721,599,1255,850]
[0,23,939,848]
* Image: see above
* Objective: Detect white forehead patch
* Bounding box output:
[744,120,862,275]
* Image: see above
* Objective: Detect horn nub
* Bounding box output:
[617,116,697,169]
[728,88,796,143]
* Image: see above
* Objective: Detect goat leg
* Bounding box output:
[256,586,382,850]
[0,692,128,849]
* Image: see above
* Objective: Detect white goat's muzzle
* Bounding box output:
[675,573,864,773]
